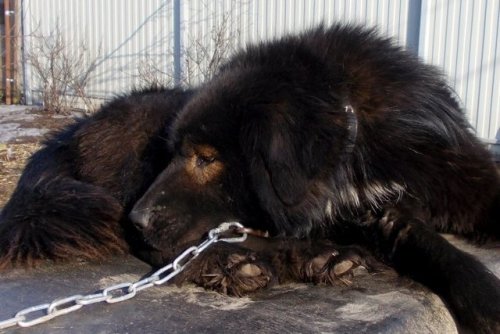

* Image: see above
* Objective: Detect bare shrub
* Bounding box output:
[136,6,240,88]
[137,53,174,89]
[25,24,100,114]
[182,11,240,86]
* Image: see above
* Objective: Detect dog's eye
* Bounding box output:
[196,154,216,167]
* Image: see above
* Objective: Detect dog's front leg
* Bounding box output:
[166,233,381,296]
[360,210,500,334]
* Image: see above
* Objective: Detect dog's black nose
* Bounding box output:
[129,209,150,229]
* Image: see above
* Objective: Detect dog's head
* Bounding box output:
[130,45,358,250]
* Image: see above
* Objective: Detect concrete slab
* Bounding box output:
[0,254,458,334]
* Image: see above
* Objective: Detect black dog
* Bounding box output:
[0,24,499,333]
[129,25,500,332]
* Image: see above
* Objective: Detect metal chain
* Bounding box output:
[0,221,247,330]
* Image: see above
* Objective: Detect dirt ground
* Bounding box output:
[0,105,75,207]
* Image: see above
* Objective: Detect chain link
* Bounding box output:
[0,222,247,330]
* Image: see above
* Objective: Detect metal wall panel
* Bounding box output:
[20,0,500,142]
[179,0,413,84]
[22,0,176,104]
[22,0,413,102]
[419,0,500,142]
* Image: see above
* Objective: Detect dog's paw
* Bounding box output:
[177,243,274,296]
[301,245,383,285]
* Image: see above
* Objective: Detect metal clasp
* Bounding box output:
[208,221,247,243]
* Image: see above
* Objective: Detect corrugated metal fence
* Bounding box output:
[21,0,499,142]
[418,0,499,143]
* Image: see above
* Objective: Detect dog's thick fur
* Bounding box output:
[0,24,499,333]
[0,87,192,266]
[130,25,500,332]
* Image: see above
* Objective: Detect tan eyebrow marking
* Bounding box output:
[184,144,224,185]
[195,144,219,160]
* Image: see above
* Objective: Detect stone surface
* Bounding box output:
[2,235,497,334]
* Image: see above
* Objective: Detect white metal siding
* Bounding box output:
[20,0,500,142]
[22,0,176,102]
[419,0,500,142]
[180,0,407,44]
[180,0,411,44]
[179,0,412,84]
[22,0,412,100]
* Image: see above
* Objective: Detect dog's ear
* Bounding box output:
[241,104,357,207]
[260,119,309,206]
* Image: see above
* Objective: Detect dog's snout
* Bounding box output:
[129,209,151,229]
